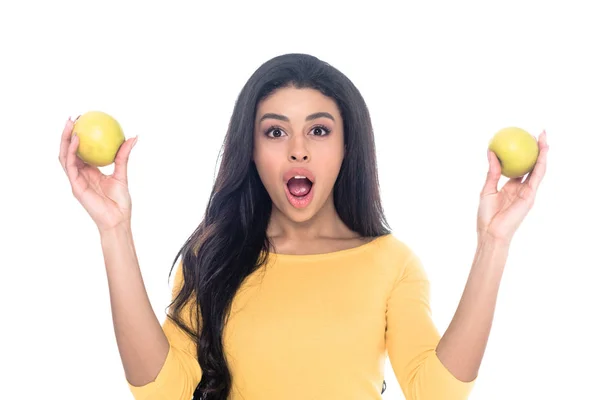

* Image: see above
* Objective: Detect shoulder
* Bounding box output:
[368,233,428,282]
[369,233,417,262]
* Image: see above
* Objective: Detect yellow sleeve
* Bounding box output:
[385,245,476,400]
[127,260,202,400]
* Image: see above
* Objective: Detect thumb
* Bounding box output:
[481,149,501,196]
[113,136,138,183]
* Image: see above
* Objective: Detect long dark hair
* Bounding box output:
[166,53,391,399]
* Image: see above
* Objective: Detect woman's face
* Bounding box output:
[253,86,345,223]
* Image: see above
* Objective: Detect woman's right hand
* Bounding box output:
[59,117,139,233]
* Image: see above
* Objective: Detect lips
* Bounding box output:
[284,168,314,195]
[283,167,316,208]
[283,167,316,184]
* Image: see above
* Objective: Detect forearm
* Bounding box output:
[436,235,510,382]
[100,224,169,386]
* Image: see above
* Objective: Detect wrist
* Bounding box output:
[99,223,137,269]
[99,222,133,242]
[476,233,511,263]
[473,233,511,274]
[477,230,512,248]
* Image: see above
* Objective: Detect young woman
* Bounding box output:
[58,53,549,400]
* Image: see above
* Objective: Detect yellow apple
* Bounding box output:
[72,111,125,167]
[488,127,539,178]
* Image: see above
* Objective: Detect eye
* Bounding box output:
[265,126,287,138]
[310,125,331,137]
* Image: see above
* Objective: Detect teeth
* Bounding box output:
[294,175,306,179]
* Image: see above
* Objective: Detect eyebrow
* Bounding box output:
[259,112,335,123]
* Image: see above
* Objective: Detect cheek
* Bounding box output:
[315,141,344,173]
[308,146,343,197]
[253,146,281,188]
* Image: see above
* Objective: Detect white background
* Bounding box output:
[1,0,599,399]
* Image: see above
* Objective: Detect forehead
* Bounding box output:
[256,87,340,120]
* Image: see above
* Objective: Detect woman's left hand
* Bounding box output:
[477,130,549,244]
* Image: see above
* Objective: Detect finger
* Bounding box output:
[65,133,82,190]
[59,117,74,171]
[526,130,549,192]
[481,149,502,196]
[113,136,138,184]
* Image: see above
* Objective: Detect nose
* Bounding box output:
[288,138,310,162]
[289,153,309,162]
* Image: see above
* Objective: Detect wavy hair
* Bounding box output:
[166,53,391,399]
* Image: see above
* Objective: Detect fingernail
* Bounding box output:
[132,136,138,148]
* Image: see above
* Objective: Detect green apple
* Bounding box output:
[488,127,539,178]
[72,111,125,167]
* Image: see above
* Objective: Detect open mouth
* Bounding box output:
[283,168,316,209]
[286,175,313,198]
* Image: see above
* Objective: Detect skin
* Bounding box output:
[253,86,370,255]
[435,132,548,381]
[59,119,168,387]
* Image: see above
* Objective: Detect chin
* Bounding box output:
[286,211,317,224]
[274,200,319,224]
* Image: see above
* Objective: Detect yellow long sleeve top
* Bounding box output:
[127,234,476,399]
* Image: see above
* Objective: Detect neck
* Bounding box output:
[266,194,353,242]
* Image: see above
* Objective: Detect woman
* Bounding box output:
[58,53,549,400]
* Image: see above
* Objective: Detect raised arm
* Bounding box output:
[58,117,201,399]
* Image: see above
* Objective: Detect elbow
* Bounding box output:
[404,350,476,400]
[128,345,202,400]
